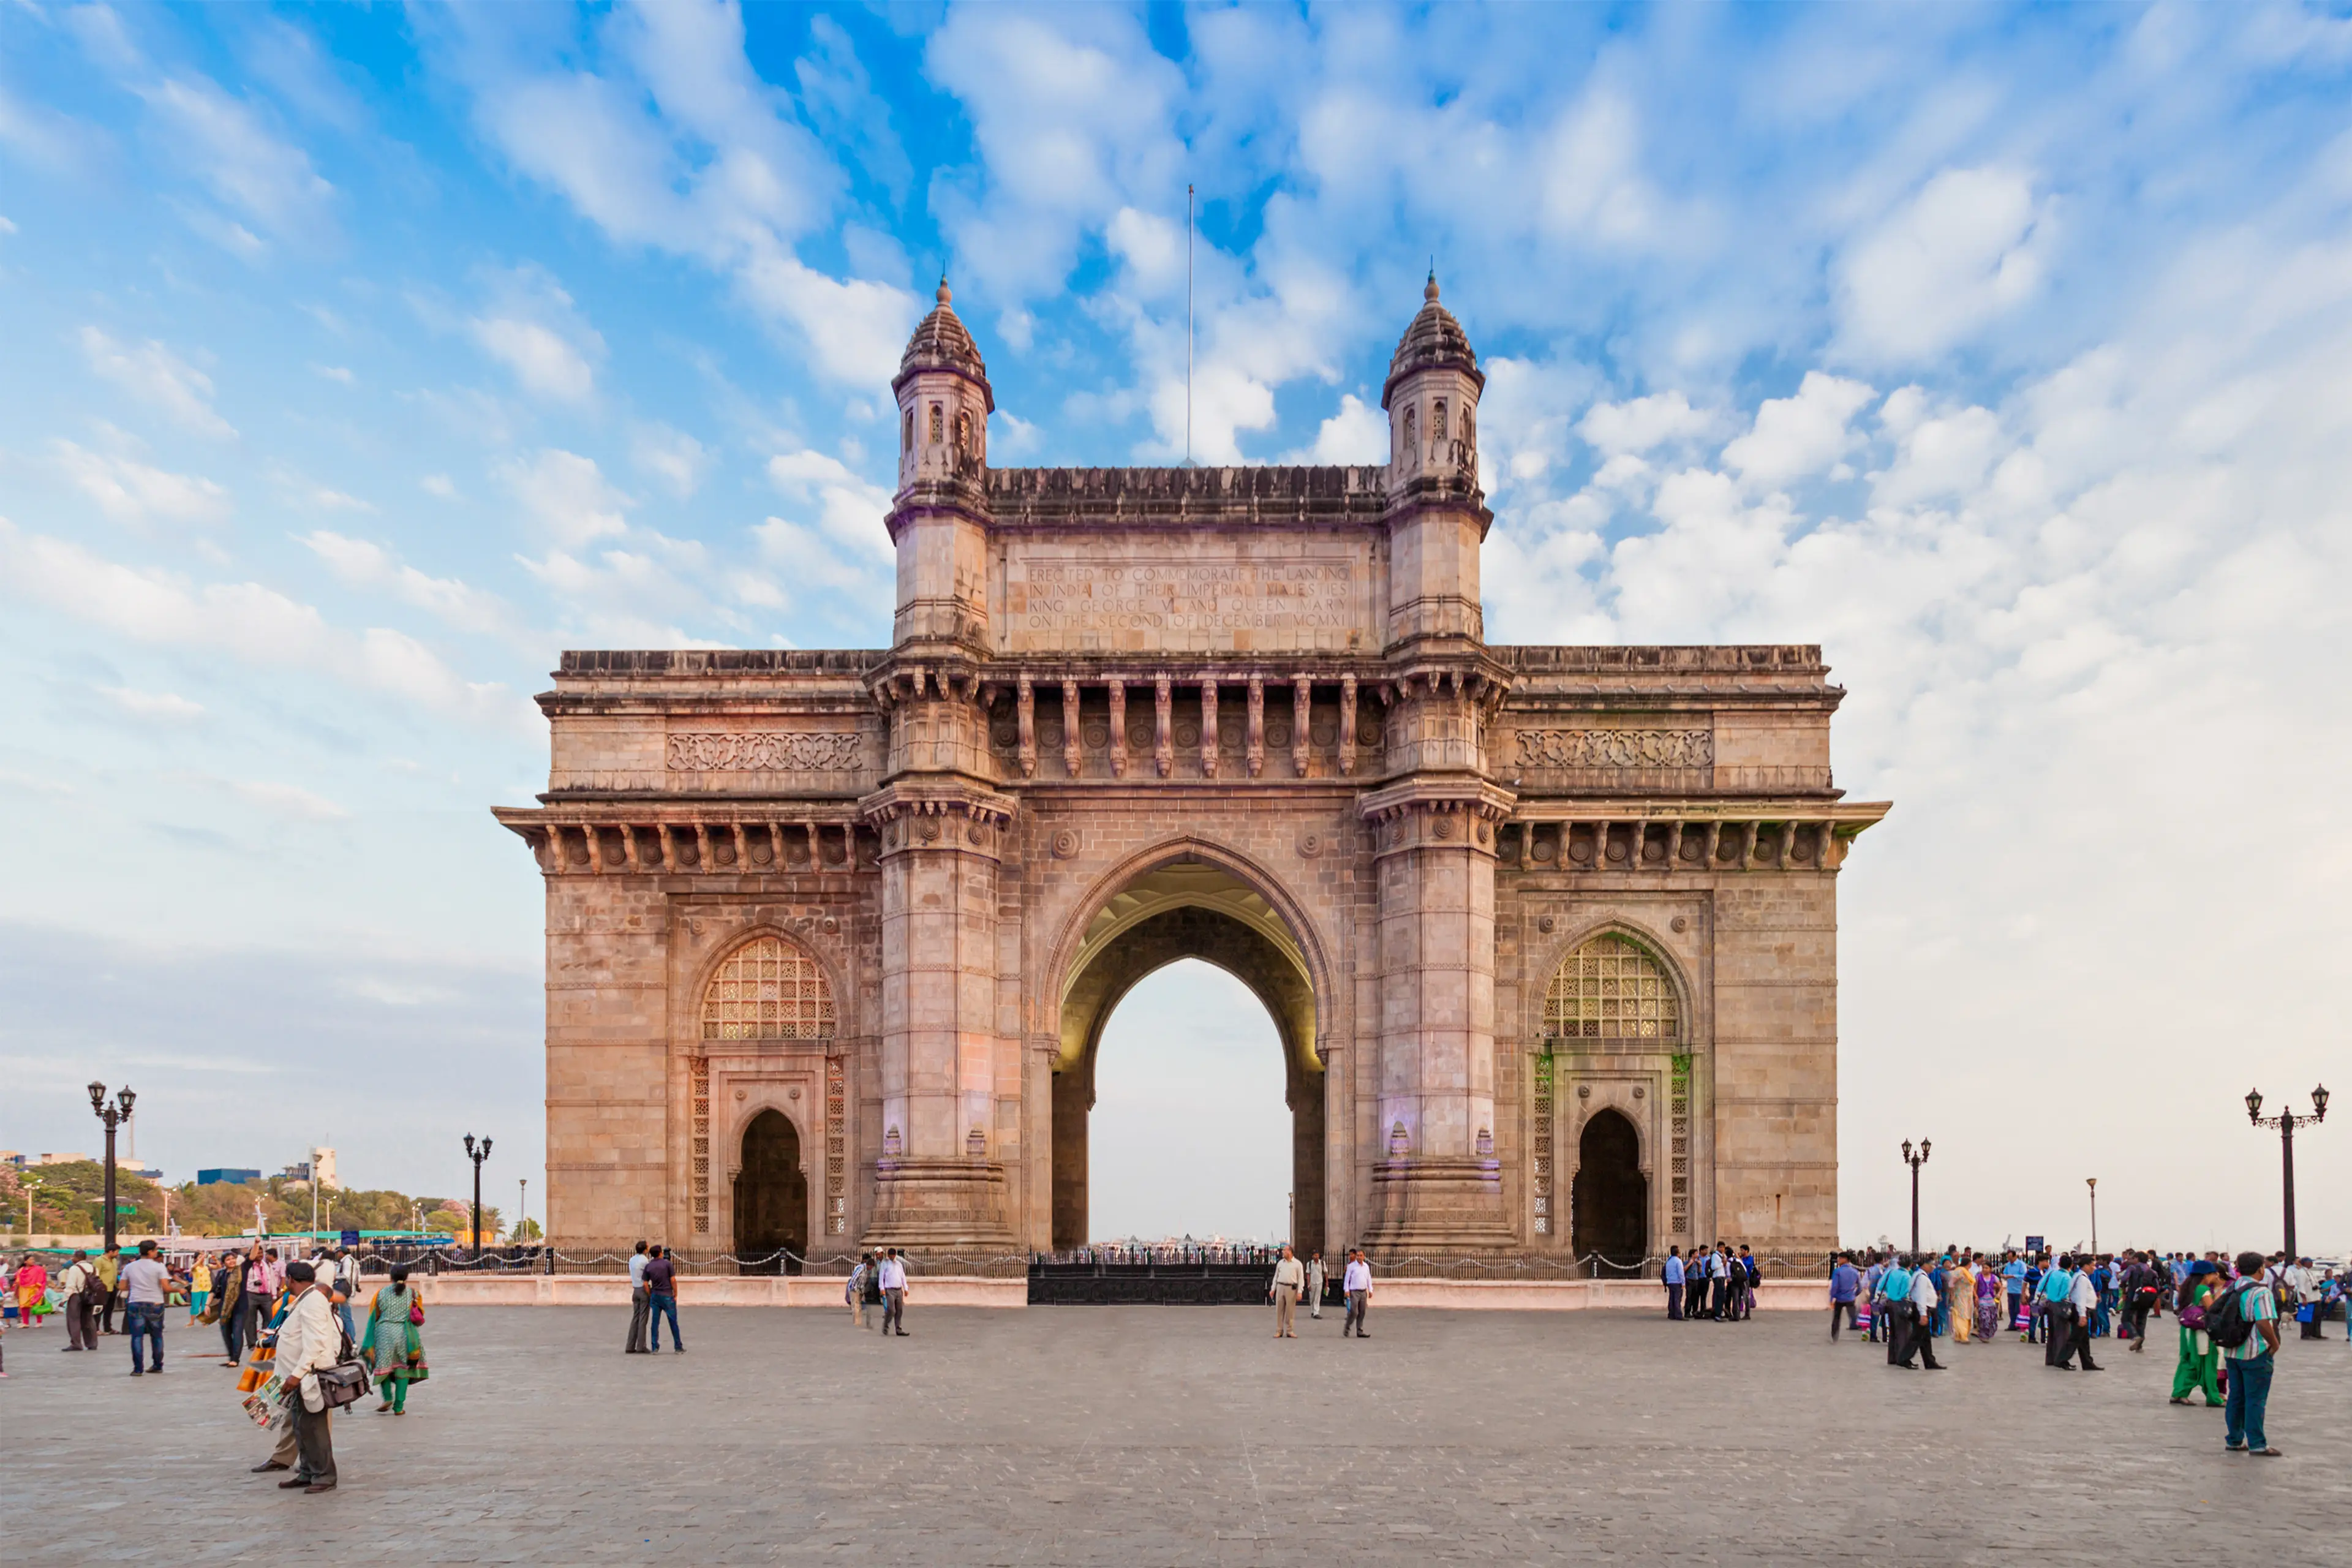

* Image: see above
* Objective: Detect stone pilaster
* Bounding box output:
[859,778,1019,1249]
[1359,776,1518,1254]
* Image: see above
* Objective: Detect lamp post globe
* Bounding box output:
[463,1134,494,1258]
[2247,1085,2330,1259]
[87,1080,134,1253]
[1901,1139,1931,1258]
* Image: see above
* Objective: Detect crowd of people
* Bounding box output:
[1661,1243,1765,1320]
[2,1240,429,1494]
[1811,1245,2347,1458]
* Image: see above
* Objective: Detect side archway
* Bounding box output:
[1539,929,1693,1261]
[733,1108,807,1273]
[1570,1108,1646,1268]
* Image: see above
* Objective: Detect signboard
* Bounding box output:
[2025,1235,2045,1252]
[340,1229,362,1248]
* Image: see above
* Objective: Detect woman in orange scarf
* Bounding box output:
[12,1254,48,1326]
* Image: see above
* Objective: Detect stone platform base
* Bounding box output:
[356,1275,1029,1309]
[357,1275,1825,1311]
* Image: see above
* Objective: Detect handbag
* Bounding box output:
[409,1298,426,1327]
[312,1320,374,1411]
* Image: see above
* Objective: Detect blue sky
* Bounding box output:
[4,2,2350,1249]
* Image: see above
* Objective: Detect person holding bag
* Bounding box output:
[272,1262,342,1494]
[360,1264,429,1415]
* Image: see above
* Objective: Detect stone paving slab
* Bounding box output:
[4,1305,2345,1564]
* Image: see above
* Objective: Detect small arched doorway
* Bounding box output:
[1572,1109,1646,1272]
[734,1109,807,1275]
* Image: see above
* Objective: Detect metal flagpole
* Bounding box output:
[1186,183,1194,466]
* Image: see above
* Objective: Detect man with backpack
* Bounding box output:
[2209,1251,2283,1456]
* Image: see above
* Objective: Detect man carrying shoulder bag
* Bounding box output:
[273,1262,344,1494]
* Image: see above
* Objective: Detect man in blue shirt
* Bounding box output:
[1878,1254,1914,1366]
[2000,1252,2027,1335]
[1663,1247,1686,1320]
[1829,1253,1861,1341]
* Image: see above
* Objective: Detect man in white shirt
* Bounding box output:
[1270,1246,1305,1338]
[878,1248,910,1337]
[1305,1251,1329,1321]
[273,1262,341,1493]
[1341,1250,1373,1338]
[2054,1261,2104,1371]
[1898,1259,1946,1370]
[625,1241,651,1354]
[121,1240,173,1375]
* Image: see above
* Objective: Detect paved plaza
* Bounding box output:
[6,1304,2346,1563]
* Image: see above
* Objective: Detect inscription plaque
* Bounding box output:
[1000,546,1373,653]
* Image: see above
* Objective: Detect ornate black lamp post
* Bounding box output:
[2086,1177,2098,1256]
[1901,1138,1931,1257]
[88,1082,135,1251]
[463,1133,493,1257]
[2245,1085,2328,1259]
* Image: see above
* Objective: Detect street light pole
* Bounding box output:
[1901,1139,1932,1257]
[88,1081,135,1253]
[2086,1177,2097,1256]
[2246,1085,2329,1258]
[518,1177,528,1243]
[463,1133,493,1256]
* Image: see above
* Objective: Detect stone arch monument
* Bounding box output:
[495,277,1891,1265]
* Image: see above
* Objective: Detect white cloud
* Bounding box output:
[1578,391,1714,458]
[766,448,894,562]
[470,316,596,402]
[300,530,526,649]
[138,75,336,248]
[499,450,631,548]
[420,474,458,500]
[1720,371,1876,491]
[466,266,605,403]
[78,328,236,439]
[1284,393,1386,464]
[0,523,529,732]
[97,685,206,723]
[52,439,230,526]
[1839,167,2052,361]
[311,363,355,385]
[632,424,710,499]
[430,0,913,384]
[228,778,347,822]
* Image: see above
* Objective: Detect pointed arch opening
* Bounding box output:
[1051,856,1325,1256]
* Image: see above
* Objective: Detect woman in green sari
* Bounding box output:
[359,1264,428,1414]
[2169,1260,2223,1407]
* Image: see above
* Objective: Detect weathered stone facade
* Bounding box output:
[495,280,1889,1265]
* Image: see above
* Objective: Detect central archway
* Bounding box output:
[734,1109,807,1275]
[1051,856,1324,1256]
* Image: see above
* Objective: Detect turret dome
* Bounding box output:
[1382,273,1481,407]
[895,281,993,409]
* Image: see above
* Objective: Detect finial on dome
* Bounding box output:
[1424,266,1439,304]
[937,274,952,307]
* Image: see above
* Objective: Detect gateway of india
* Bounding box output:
[495,279,1888,1270]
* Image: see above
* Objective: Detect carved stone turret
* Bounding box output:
[1382,273,1489,652]
[889,282,994,654]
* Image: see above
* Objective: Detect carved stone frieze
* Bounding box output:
[668,732,863,772]
[1512,728,1713,772]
